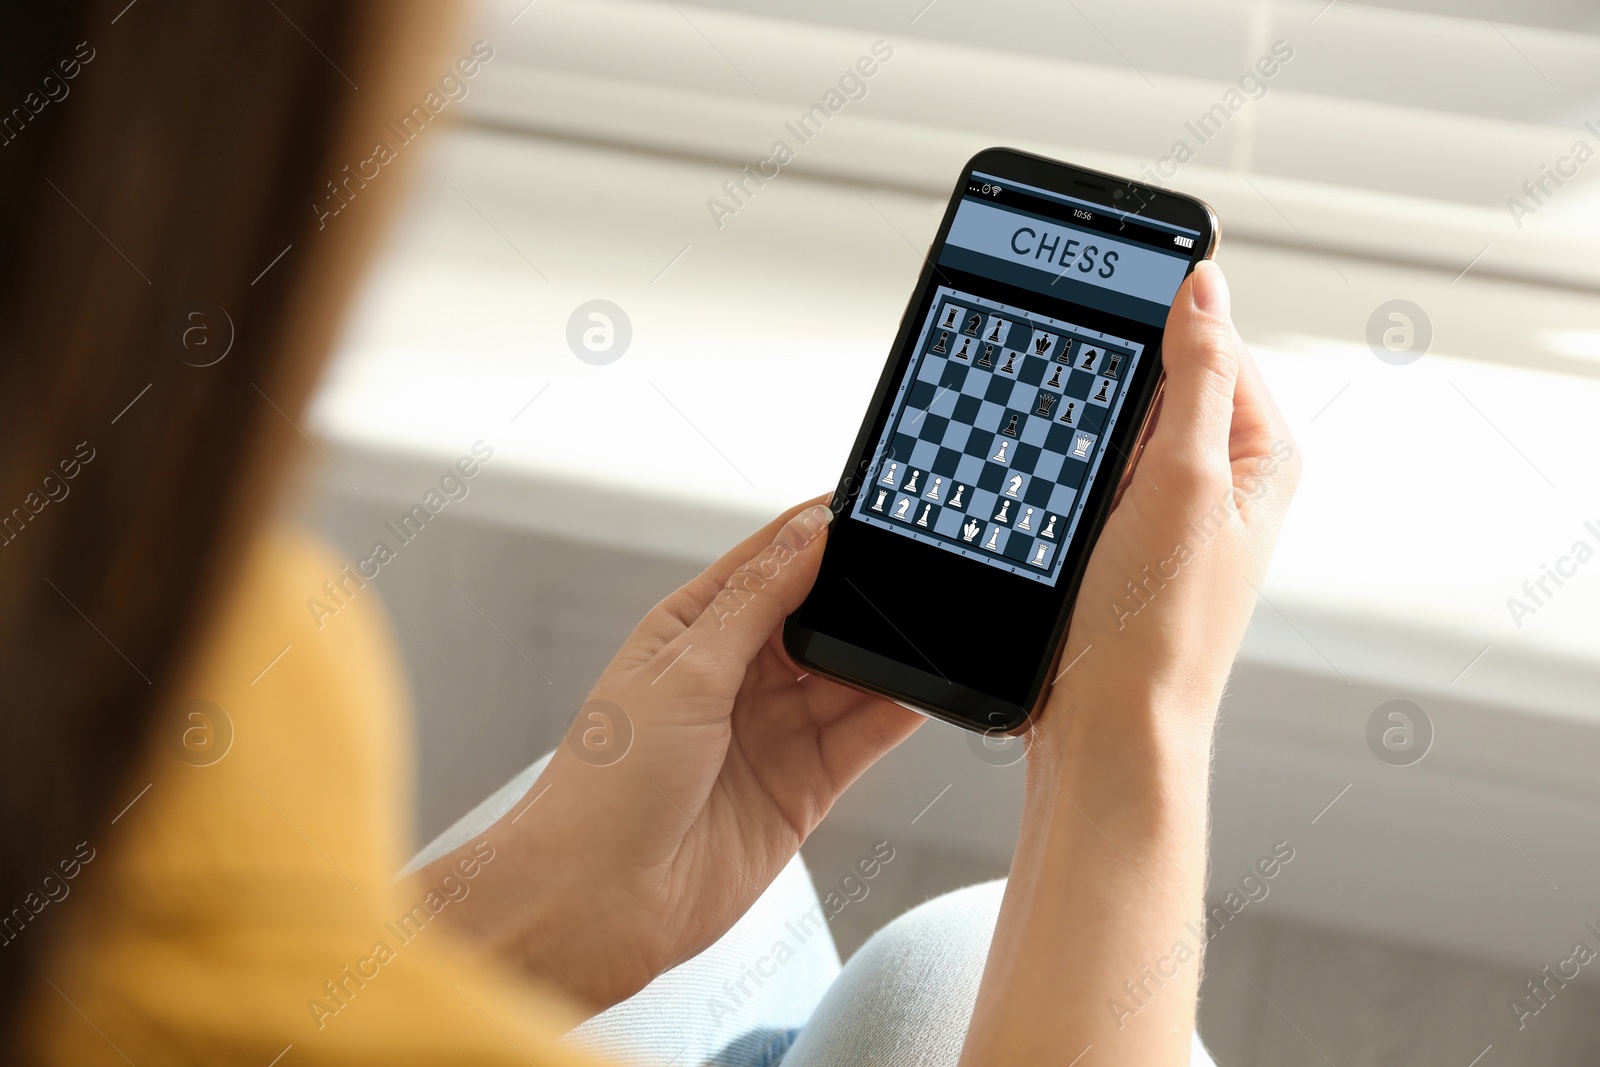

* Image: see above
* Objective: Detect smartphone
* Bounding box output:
[784,147,1218,736]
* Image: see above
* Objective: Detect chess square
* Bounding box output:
[954,454,985,486]
[1028,389,1061,420]
[1002,531,1035,565]
[907,499,939,530]
[926,328,956,358]
[1006,378,1037,411]
[993,410,1026,442]
[1047,483,1079,516]
[983,376,1013,405]
[963,427,996,464]
[933,506,967,540]
[987,435,1020,467]
[1038,512,1065,541]
[1075,344,1104,374]
[917,412,950,442]
[953,511,988,548]
[1021,538,1056,570]
[959,308,986,336]
[964,485,998,523]
[1039,363,1070,393]
[935,302,966,332]
[935,362,967,394]
[1032,448,1066,482]
[996,469,1030,505]
[909,440,940,469]
[1045,423,1078,454]
[973,399,1005,433]
[978,523,1011,556]
[1011,503,1045,536]
[902,467,932,495]
[930,447,962,477]
[1020,416,1050,448]
[927,384,959,418]
[1022,474,1055,507]
[943,481,974,511]
[923,473,954,501]
[1065,368,1097,399]
[889,494,917,524]
[1068,429,1098,459]
[1009,442,1043,476]
[989,495,1022,526]
[981,315,1013,346]
[908,379,937,410]
[994,349,1023,376]
[1027,328,1058,361]
[940,420,971,451]
[889,433,917,461]
[976,462,1006,492]
[1087,376,1116,407]
[1101,349,1128,379]
[1054,398,1083,428]
[1019,355,1049,386]
[951,393,981,424]
[1077,404,1108,436]
[916,354,945,384]
[949,335,980,363]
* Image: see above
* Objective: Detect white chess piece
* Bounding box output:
[894,498,911,519]
[1073,434,1092,457]
[880,462,899,486]
[994,500,1010,523]
[962,518,981,542]
[904,469,921,494]
[991,440,1010,464]
[1031,543,1047,566]
[1041,515,1057,539]
[1006,475,1022,498]
[1018,507,1034,532]
[916,503,932,527]
[926,477,943,501]
[871,490,887,512]
[950,485,966,508]
[983,526,1000,550]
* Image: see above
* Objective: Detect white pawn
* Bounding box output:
[994,500,1010,523]
[991,440,1010,464]
[950,484,966,509]
[880,462,899,486]
[1041,515,1057,539]
[926,477,943,501]
[916,503,932,527]
[904,469,921,494]
[1018,507,1034,532]
[983,526,1000,550]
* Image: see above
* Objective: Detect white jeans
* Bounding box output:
[408,756,1217,1067]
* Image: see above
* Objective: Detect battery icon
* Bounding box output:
[1173,235,1194,249]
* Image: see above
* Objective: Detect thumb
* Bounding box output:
[1145,260,1242,479]
[676,503,834,668]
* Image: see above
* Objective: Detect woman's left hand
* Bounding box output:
[422,499,924,1011]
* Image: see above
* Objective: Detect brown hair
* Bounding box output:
[0,0,448,1046]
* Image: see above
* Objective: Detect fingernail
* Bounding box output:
[774,504,834,552]
[1191,261,1231,319]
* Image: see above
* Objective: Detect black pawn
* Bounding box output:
[1095,380,1109,402]
[1058,401,1076,424]
[1046,366,1062,389]
[955,337,972,360]
[931,331,948,354]
[999,351,1016,374]
[977,344,994,369]
[1001,414,1019,438]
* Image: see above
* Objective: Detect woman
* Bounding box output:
[0,1,1297,1063]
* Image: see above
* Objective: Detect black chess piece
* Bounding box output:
[1080,348,1096,369]
[1033,335,1051,357]
[955,337,972,360]
[1045,366,1062,389]
[1034,392,1057,417]
[1001,414,1019,437]
[1053,343,1072,363]
[1058,401,1076,424]
[1104,353,1122,378]
[977,343,994,368]
[1094,380,1109,402]
[987,322,1002,342]
[964,312,982,336]
[999,351,1016,374]
[942,306,959,328]
[931,331,948,354]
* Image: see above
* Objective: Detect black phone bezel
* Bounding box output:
[783,147,1218,736]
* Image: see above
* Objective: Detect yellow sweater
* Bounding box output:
[22,529,599,1064]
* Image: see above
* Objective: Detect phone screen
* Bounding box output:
[790,154,1209,726]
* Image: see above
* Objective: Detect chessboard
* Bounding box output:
[849,285,1145,585]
